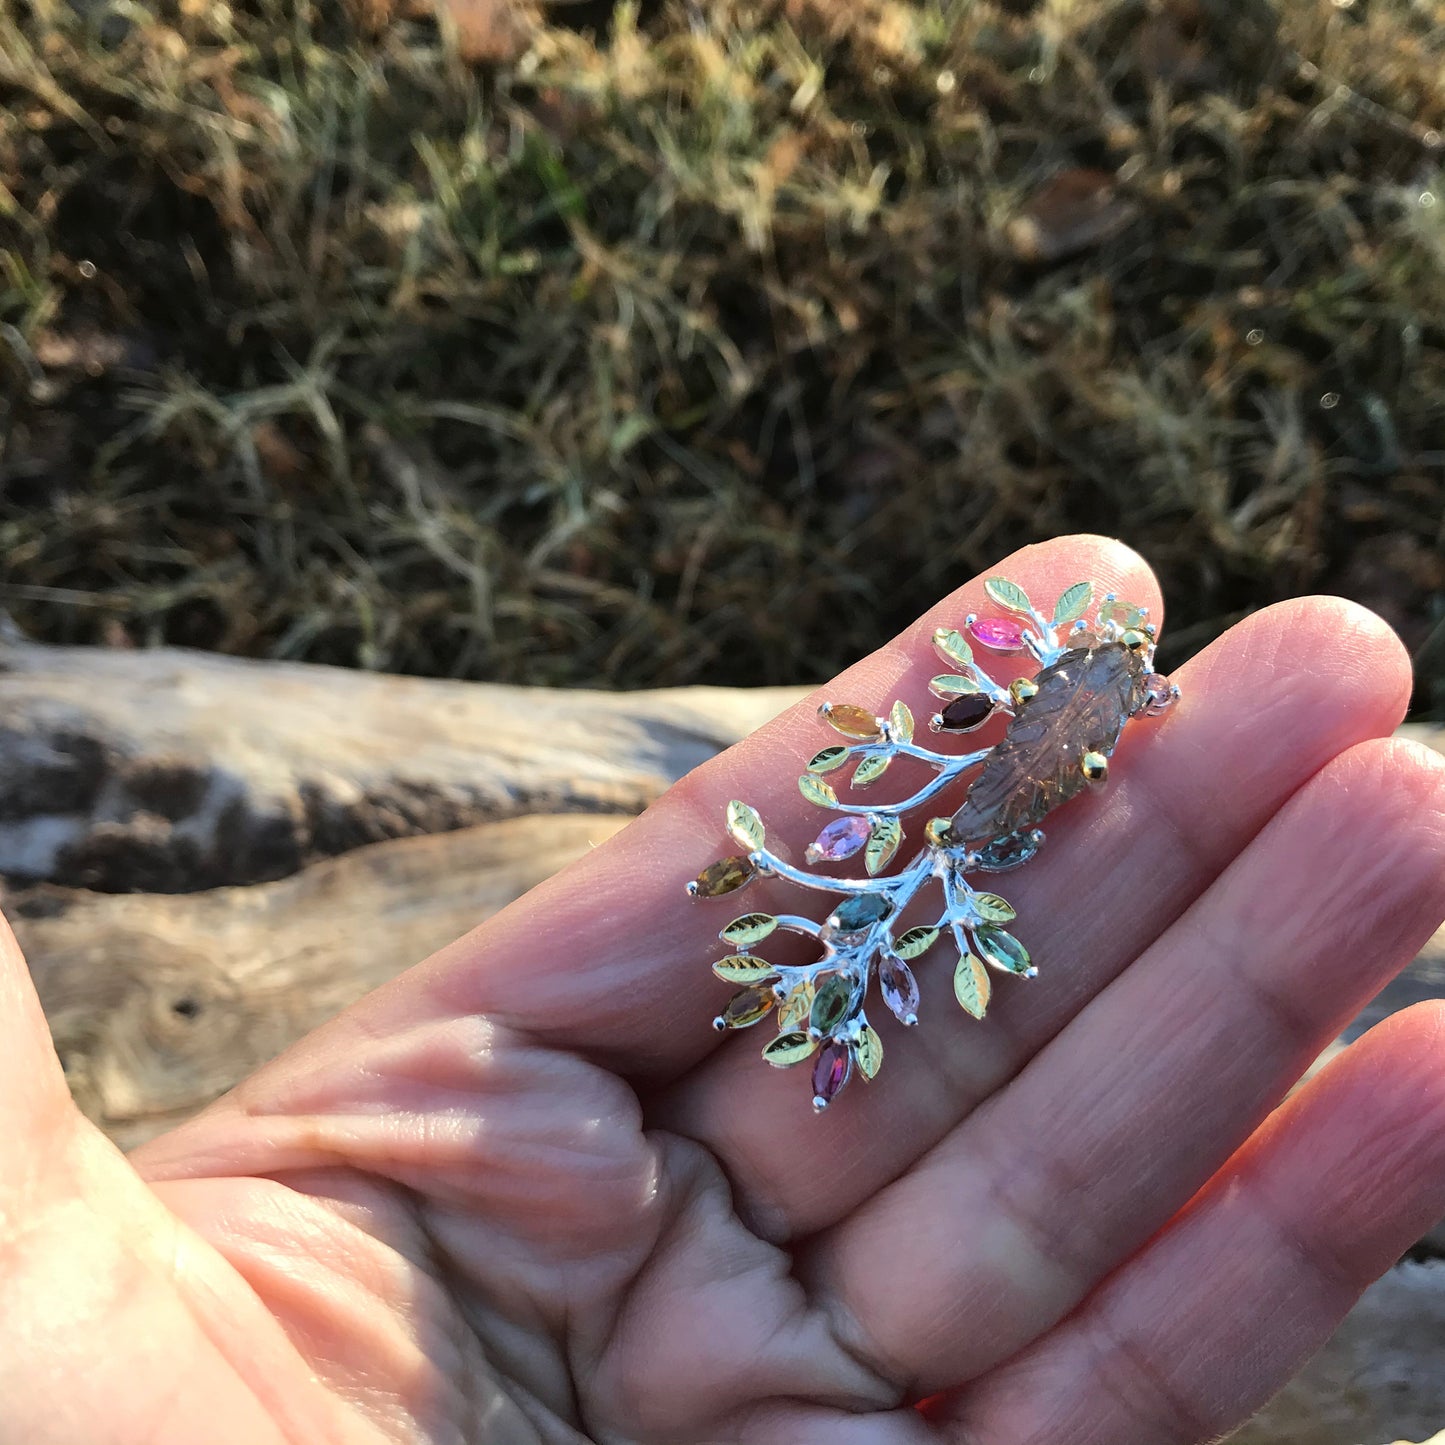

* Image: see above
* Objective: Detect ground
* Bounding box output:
[1,0,1442,713]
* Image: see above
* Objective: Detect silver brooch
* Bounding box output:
[687,576,1180,1110]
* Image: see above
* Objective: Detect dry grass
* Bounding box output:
[1,0,1442,711]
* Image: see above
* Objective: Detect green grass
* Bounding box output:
[1,0,1443,712]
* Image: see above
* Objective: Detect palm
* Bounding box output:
[5,538,1445,1445]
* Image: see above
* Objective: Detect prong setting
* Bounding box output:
[689,575,1177,1109]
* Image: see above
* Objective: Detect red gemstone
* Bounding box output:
[806,815,872,863]
[939,693,995,732]
[812,1041,853,1108]
[968,616,1027,651]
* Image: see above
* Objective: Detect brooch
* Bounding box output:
[687,576,1179,1110]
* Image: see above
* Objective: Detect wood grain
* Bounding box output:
[0,639,803,892]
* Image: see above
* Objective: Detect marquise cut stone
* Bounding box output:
[830,893,894,934]
[807,816,871,863]
[812,1042,852,1107]
[939,693,995,732]
[968,616,1027,651]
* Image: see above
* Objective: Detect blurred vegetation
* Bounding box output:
[1,0,1443,712]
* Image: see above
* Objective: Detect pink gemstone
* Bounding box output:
[968,616,1027,652]
[879,955,920,1026]
[806,815,871,863]
[812,1041,853,1108]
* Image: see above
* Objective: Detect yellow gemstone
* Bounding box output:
[689,855,756,898]
[821,703,882,740]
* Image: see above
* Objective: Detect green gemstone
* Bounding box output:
[810,974,855,1034]
[974,926,1032,976]
[830,892,894,934]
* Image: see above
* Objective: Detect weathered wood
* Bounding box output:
[0,639,805,892]
[9,815,629,1149]
[1225,1262,1445,1445]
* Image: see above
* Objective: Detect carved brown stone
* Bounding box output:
[950,643,1148,842]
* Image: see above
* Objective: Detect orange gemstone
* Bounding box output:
[720,986,774,1029]
[690,855,756,898]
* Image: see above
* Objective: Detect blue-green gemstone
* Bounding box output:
[830,892,894,934]
[974,832,1041,871]
[974,926,1031,975]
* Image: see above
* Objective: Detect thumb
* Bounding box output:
[0,904,77,1140]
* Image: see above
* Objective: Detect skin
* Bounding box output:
[3,534,1445,1445]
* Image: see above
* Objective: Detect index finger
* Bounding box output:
[398,534,1163,1081]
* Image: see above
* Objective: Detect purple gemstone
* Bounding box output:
[968,616,1027,652]
[806,815,871,863]
[879,955,920,1026]
[812,1041,853,1109]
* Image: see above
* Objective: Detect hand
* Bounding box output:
[3,535,1444,1445]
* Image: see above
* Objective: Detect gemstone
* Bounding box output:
[950,644,1146,841]
[974,926,1032,976]
[973,831,1041,870]
[879,955,920,1025]
[690,854,756,898]
[939,693,995,732]
[1100,597,1147,629]
[812,1041,853,1109]
[1141,672,1173,711]
[829,892,895,934]
[821,703,882,740]
[806,815,872,863]
[718,986,775,1029]
[810,973,855,1033]
[967,616,1027,651]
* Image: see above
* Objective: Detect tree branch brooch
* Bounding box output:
[687,577,1179,1110]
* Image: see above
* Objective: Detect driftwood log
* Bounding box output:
[11,818,628,1149]
[0,637,803,892]
[2,639,1444,1444]
[0,638,805,1142]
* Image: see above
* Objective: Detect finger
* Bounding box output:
[933,1000,1445,1445]
[654,597,1413,1239]
[804,735,1445,1398]
[0,907,74,1141]
[320,535,1162,1080]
